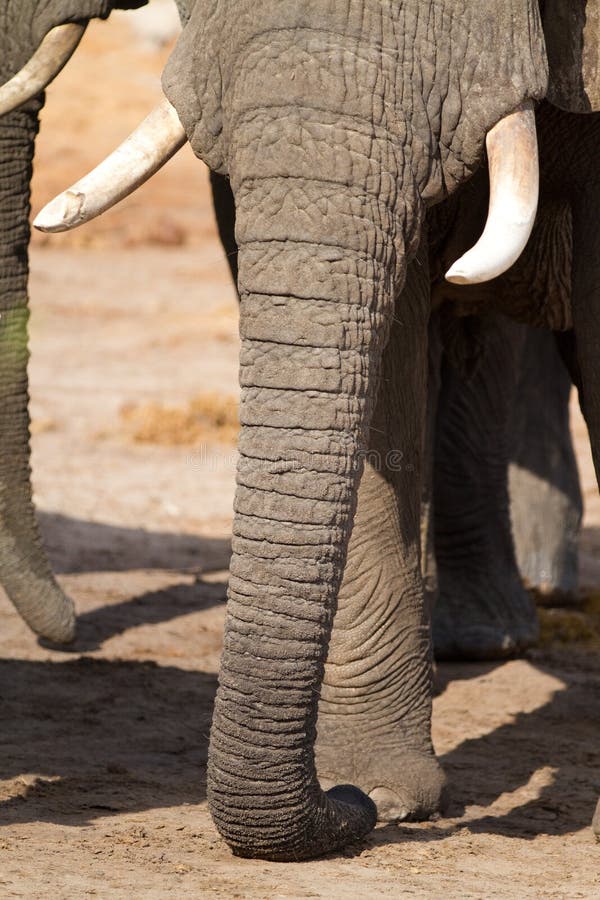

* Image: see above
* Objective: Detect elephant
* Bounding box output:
[0,0,150,643]
[31,0,600,863]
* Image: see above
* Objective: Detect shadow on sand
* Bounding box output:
[35,510,230,650]
[370,657,600,851]
[38,511,231,576]
[0,656,216,826]
[1,515,598,844]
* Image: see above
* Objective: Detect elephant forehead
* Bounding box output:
[164,0,547,200]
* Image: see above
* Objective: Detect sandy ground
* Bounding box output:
[1,12,599,898]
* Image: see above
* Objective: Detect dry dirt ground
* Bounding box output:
[1,12,600,899]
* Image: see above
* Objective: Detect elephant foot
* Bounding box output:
[593,798,600,842]
[316,730,446,823]
[433,569,539,661]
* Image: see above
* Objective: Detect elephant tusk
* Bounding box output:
[0,23,87,116]
[34,98,187,232]
[445,102,539,285]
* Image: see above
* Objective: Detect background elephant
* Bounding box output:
[0,0,148,642]
[32,0,600,864]
[431,313,582,659]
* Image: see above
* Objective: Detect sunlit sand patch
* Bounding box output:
[538,604,600,650]
[433,660,567,755]
[468,765,559,821]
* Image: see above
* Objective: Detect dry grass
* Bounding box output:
[29,417,57,436]
[538,604,600,649]
[118,393,239,446]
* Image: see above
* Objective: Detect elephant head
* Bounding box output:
[33,0,600,862]
[0,0,148,643]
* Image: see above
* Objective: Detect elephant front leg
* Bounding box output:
[432,314,539,660]
[316,255,445,823]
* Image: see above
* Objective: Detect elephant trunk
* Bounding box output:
[207,119,413,859]
[0,107,74,642]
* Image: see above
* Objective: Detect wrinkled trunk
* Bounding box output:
[207,116,412,858]
[0,106,74,642]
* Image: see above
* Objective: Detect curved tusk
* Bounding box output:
[34,98,187,232]
[0,23,87,116]
[445,101,539,285]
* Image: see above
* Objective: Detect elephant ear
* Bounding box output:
[544,0,600,112]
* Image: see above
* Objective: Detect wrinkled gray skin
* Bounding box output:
[509,329,582,599]
[430,312,582,660]
[158,0,583,862]
[0,0,147,642]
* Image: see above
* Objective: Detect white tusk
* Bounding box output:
[0,23,87,116]
[34,98,187,232]
[445,101,539,285]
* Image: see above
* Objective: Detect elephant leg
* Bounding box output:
[593,798,600,841]
[509,327,582,599]
[316,250,445,823]
[433,313,539,660]
[0,108,74,643]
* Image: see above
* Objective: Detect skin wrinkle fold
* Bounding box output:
[325,662,431,698]
[331,583,420,640]
[230,563,338,591]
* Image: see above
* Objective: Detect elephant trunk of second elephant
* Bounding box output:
[0,106,75,643]
[207,117,413,860]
